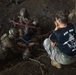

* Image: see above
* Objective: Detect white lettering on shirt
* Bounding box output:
[63,34,76,51]
[63,29,74,36]
[69,29,74,32]
[64,31,68,36]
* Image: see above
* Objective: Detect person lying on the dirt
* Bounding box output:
[9,28,38,59]
[9,28,35,46]
[43,9,76,69]
[9,8,39,38]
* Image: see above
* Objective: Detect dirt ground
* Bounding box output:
[0,0,76,75]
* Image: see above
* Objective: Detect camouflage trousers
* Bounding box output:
[43,38,76,65]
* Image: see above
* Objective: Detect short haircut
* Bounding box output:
[56,10,69,23]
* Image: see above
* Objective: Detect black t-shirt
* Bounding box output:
[50,23,76,57]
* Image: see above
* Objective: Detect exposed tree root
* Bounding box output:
[29,58,45,75]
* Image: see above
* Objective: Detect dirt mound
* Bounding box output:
[0,54,76,75]
[0,59,45,75]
